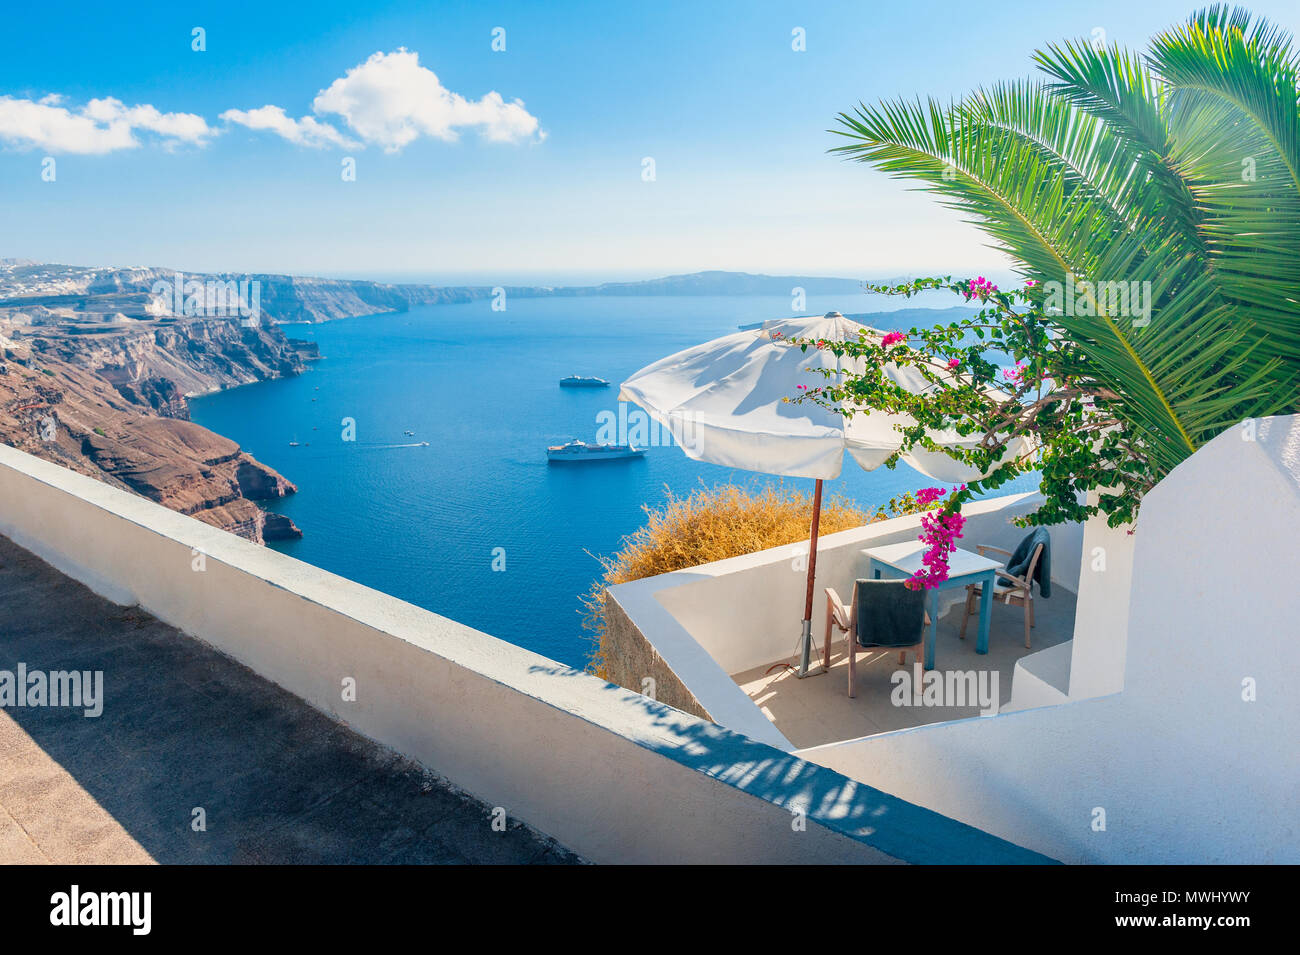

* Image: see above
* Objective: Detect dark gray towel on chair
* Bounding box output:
[1006,527,1052,598]
[854,578,927,648]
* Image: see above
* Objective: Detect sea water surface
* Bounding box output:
[190,294,1038,667]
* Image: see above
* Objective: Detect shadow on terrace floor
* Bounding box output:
[0,534,579,864]
[733,587,1077,750]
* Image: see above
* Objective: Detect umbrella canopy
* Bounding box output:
[619,311,1032,677]
[619,312,1030,480]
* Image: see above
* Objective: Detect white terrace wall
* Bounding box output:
[608,492,1085,749]
[799,416,1300,864]
[0,443,1050,865]
[1004,507,1136,712]
[1067,499,1136,700]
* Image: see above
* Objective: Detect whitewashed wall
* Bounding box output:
[0,443,1049,864]
[1067,501,1136,699]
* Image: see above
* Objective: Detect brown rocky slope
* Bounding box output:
[0,320,308,543]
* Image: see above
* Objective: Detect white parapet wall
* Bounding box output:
[0,443,1052,864]
[796,417,1300,864]
[1067,502,1136,699]
[609,490,1085,749]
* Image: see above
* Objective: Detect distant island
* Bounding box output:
[0,257,972,543]
[0,260,899,325]
[550,271,878,298]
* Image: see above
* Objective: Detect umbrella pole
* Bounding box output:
[797,478,824,678]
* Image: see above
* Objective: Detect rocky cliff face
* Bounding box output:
[0,261,489,324]
[0,318,304,544]
[23,318,307,396]
[251,274,477,322]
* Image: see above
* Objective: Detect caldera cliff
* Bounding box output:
[0,315,309,544]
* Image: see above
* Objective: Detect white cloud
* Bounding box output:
[220,105,359,149]
[0,95,212,154]
[0,49,541,157]
[311,49,544,151]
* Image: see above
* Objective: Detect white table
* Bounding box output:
[861,541,1003,669]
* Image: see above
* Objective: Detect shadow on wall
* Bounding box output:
[522,661,1054,864]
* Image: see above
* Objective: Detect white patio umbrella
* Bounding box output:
[619,311,1031,677]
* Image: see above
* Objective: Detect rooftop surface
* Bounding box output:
[735,588,1077,750]
[0,533,580,864]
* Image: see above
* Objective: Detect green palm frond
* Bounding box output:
[830,5,1300,480]
[1148,6,1300,361]
[956,82,1139,243]
[831,97,1098,279]
[1033,39,1206,254]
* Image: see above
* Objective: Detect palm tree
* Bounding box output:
[831,5,1299,483]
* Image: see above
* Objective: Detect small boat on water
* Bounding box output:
[559,375,610,388]
[404,430,415,436]
[289,441,300,447]
[546,439,644,462]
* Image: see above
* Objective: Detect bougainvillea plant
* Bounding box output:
[805,9,1300,585]
[788,275,1203,584]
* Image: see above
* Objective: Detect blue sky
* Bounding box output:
[2,0,1297,284]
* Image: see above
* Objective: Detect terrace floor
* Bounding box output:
[0,533,581,864]
[734,587,1076,750]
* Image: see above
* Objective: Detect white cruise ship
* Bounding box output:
[546,439,645,462]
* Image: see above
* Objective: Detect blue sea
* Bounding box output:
[189,294,1038,667]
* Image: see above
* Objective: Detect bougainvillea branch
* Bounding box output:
[788,276,1170,532]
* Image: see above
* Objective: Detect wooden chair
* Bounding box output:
[959,542,1045,649]
[824,580,929,698]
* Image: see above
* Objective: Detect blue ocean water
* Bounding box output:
[189,294,1038,667]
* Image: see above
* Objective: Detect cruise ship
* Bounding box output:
[546,439,645,462]
[559,375,610,388]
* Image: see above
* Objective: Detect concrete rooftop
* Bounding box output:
[0,533,580,864]
[735,588,1077,749]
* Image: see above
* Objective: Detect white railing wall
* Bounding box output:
[0,443,1050,864]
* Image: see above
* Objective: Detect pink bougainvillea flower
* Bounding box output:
[914,486,947,507]
[881,331,906,347]
[905,487,967,589]
[947,358,961,370]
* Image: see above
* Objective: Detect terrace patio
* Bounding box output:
[733,587,1077,749]
[605,489,1088,752]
